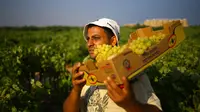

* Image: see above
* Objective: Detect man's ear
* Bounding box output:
[110,36,117,46]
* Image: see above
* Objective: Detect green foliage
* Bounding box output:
[0,25,200,112]
[0,27,87,112]
[147,26,200,112]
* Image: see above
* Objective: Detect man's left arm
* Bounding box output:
[104,76,162,112]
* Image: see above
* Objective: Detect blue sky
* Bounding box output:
[0,0,200,26]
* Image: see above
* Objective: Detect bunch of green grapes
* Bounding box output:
[129,37,154,55]
[129,33,166,55]
[94,44,121,63]
[149,33,166,43]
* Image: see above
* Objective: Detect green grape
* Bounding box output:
[142,45,147,51]
[130,44,137,50]
[146,41,152,47]
[138,43,144,49]
[138,49,145,55]
[135,48,144,55]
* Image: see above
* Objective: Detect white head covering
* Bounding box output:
[83,18,120,45]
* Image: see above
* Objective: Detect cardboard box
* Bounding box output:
[79,20,185,86]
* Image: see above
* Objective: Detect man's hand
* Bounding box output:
[104,76,137,110]
[71,62,86,94]
[63,62,86,112]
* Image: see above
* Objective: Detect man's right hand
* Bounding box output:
[71,62,86,94]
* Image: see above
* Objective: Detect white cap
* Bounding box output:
[83,18,120,45]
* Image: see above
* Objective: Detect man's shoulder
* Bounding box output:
[129,73,154,92]
[129,72,148,83]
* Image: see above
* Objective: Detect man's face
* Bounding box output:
[86,26,110,59]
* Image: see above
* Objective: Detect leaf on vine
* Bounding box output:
[1,88,8,97]
[177,67,186,73]
[12,84,20,91]
[16,57,21,64]
[12,106,17,112]
[36,81,43,88]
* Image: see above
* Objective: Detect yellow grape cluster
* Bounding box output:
[94,44,121,63]
[149,33,166,44]
[129,38,153,55]
[129,33,166,55]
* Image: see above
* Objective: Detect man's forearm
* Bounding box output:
[63,88,81,112]
[124,102,162,112]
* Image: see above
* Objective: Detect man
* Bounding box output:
[63,18,162,112]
